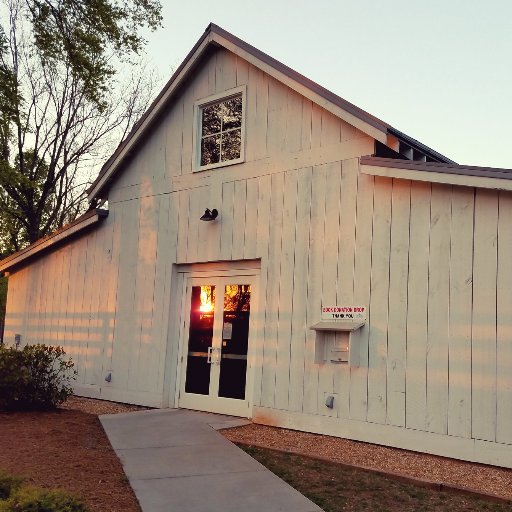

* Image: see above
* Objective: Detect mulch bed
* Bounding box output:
[0,402,142,512]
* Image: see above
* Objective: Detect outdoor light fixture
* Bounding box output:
[200,208,218,221]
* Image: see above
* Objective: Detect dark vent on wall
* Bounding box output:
[374,141,406,160]
[386,127,456,164]
[374,138,451,163]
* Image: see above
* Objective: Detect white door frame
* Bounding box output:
[173,266,260,418]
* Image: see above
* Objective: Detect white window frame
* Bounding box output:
[193,85,246,172]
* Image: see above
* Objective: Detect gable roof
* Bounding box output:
[87,23,455,201]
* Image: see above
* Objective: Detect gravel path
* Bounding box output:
[61,395,149,415]
[221,423,512,501]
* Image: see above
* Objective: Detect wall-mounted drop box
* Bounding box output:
[310,321,365,367]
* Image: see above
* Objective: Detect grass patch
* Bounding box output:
[0,473,22,500]
[239,445,512,512]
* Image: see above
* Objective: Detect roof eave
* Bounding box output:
[0,209,108,274]
[87,27,216,201]
[360,156,512,191]
[387,127,456,164]
[208,24,390,138]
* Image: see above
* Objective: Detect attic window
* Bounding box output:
[194,86,246,171]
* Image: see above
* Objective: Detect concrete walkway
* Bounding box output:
[100,409,322,512]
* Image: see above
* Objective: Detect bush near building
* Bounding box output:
[0,344,76,410]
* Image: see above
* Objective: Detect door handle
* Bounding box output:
[207,347,221,364]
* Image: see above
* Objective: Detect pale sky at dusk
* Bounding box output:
[142,0,512,168]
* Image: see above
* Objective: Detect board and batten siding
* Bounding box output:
[108,47,370,203]
[3,47,371,407]
[253,179,512,467]
[4,46,512,467]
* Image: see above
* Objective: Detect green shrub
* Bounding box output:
[0,347,30,409]
[0,344,76,410]
[0,473,22,500]
[0,486,88,511]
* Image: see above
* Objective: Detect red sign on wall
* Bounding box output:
[321,306,366,321]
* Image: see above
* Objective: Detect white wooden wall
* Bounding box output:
[252,179,512,467]
[5,46,512,467]
[3,209,171,406]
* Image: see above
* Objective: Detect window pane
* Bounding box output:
[218,284,251,400]
[201,135,220,166]
[221,129,241,162]
[185,285,215,395]
[202,104,222,136]
[199,94,243,167]
[222,96,242,130]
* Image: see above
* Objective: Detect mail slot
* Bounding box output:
[330,347,349,363]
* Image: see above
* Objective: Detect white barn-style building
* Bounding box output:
[3,24,512,468]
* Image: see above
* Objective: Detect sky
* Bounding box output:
[142,0,512,168]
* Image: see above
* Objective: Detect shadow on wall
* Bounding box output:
[3,308,161,392]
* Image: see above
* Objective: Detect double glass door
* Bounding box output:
[178,274,257,417]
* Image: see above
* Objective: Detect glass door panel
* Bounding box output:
[218,284,251,399]
[184,285,215,395]
[179,273,257,418]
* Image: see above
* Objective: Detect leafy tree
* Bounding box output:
[0,0,162,254]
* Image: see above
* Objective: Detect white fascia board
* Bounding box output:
[0,212,104,273]
[86,34,214,201]
[211,32,387,144]
[88,28,389,202]
[361,163,512,192]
